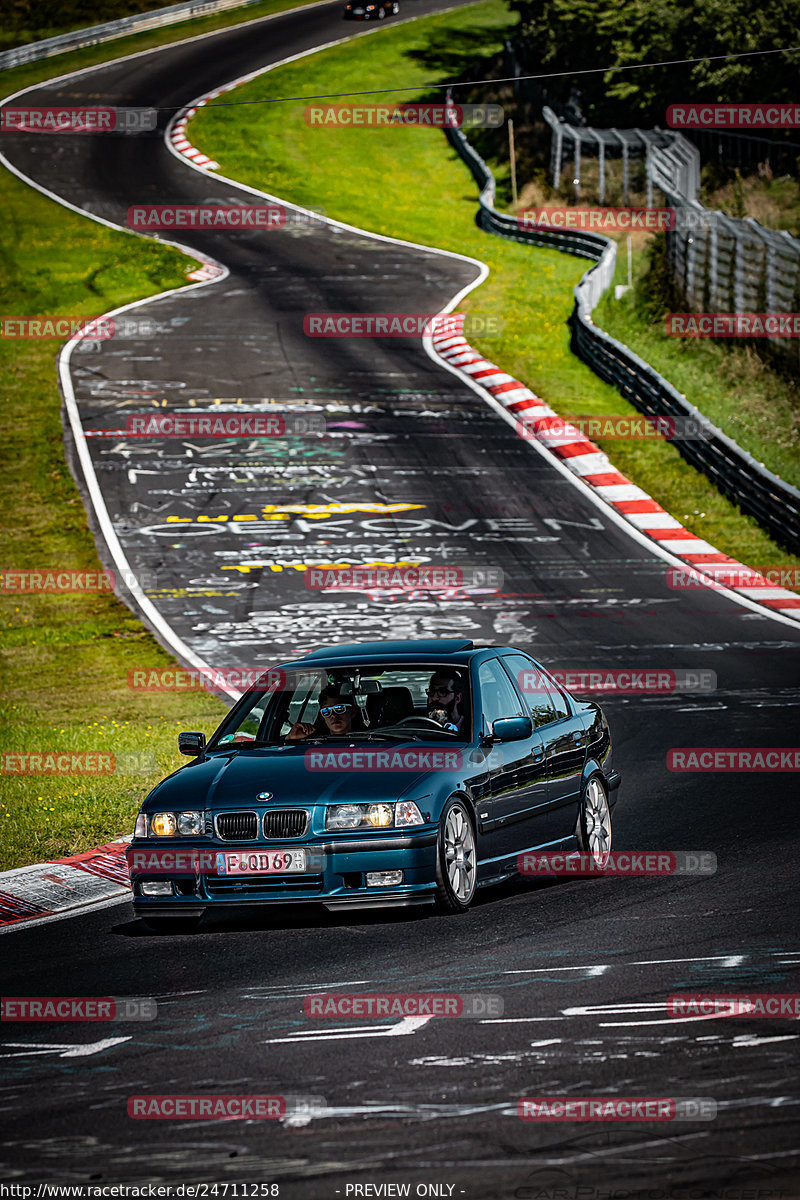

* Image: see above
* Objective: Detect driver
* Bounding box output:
[286,685,360,741]
[426,670,466,732]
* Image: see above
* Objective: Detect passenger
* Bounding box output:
[426,671,466,732]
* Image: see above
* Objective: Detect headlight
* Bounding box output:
[177,810,203,835]
[151,812,177,837]
[395,800,424,827]
[134,813,147,838]
[325,802,421,830]
[326,804,364,830]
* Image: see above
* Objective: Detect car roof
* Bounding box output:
[277,639,526,670]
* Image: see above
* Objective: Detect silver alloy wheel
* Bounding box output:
[444,803,476,902]
[583,777,611,864]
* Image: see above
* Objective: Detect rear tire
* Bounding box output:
[576,776,612,865]
[434,798,477,913]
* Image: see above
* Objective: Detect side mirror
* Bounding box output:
[178,731,206,757]
[491,716,533,743]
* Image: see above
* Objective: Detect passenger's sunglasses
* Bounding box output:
[320,704,351,717]
[427,686,454,697]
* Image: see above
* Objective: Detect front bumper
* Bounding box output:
[126,828,438,913]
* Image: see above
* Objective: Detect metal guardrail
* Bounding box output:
[0,0,260,72]
[445,118,800,555]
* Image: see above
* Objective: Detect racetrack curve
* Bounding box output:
[1,3,799,1193]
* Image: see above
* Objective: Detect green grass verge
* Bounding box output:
[189,1,800,577]
[0,134,230,874]
[0,0,329,874]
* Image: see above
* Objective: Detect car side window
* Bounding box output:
[280,676,322,736]
[478,659,525,730]
[500,654,557,728]
[544,677,569,720]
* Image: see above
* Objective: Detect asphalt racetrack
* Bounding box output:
[1,2,800,1195]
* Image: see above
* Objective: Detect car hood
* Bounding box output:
[144,740,466,810]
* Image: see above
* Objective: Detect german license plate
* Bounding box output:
[217,849,307,875]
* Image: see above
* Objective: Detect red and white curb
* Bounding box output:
[169,98,220,170]
[0,839,131,929]
[185,253,226,282]
[430,315,800,618]
[167,89,252,286]
[168,74,250,171]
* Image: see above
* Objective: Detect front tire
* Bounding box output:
[576,776,612,865]
[435,798,477,913]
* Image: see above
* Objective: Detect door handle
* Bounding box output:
[572,730,584,743]
[530,746,544,762]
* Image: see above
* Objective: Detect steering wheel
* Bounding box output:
[392,716,451,730]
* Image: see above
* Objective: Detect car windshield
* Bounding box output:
[210,664,471,747]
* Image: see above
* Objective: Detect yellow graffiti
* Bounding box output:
[166,501,424,524]
[221,560,428,575]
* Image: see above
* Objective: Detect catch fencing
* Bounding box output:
[543,106,800,374]
[646,137,800,362]
[445,111,800,554]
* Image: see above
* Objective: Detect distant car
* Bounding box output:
[127,639,620,929]
[343,0,398,18]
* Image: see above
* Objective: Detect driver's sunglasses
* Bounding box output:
[427,686,454,697]
[320,704,351,717]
